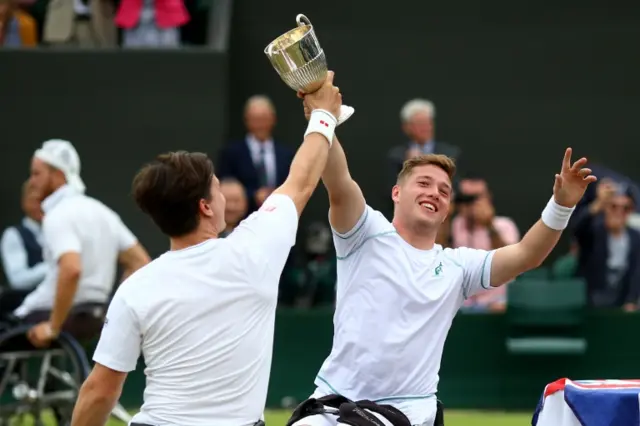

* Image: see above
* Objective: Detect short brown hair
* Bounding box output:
[132,151,214,237]
[397,154,456,183]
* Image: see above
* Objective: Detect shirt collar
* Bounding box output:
[41,184,80,213]
[22,217,41,233]
[410,140,435,151]
[247,133,274,149]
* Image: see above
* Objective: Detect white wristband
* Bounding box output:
[541,196,575,230]
[304,109,336,146]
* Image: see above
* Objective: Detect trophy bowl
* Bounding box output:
[264,14,328,94]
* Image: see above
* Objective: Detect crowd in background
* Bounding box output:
[0,0,208,47]
[4,90,639,315]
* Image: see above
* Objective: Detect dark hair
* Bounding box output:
[132,151,214,237]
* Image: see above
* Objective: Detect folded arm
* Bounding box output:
[322,136,366,234]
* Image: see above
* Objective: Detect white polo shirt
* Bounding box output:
[93,194,298,426]
[15,185,138,317]
[313,205,495,425]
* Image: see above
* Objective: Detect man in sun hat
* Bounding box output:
[32,139,87,193]
[7,138,151,348]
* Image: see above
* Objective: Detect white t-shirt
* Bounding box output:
[15,185,137,317]
[93,194,298,426]
[314,205,495,424]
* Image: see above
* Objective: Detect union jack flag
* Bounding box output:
[533,378,640,426]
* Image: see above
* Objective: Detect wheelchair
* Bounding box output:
[0,323,132,425]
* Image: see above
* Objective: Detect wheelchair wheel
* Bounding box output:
[0,325,89,426]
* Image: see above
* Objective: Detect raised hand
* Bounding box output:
[301,71,342,120]
[553,147,598,208]
[297,90,312,121]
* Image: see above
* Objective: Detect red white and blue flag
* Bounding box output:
[533,378,640,426]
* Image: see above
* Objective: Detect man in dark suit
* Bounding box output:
[387,99,462,190]
[217,95,294,215]
[573,179,640,310]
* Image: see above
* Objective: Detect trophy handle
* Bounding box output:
[296,14,312,27]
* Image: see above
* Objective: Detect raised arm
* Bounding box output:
[321,137,366,233]
[489,148,597,287]
[298,96,365,234]
[272,72,343,216]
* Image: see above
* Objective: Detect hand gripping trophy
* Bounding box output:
[264,14,355,124]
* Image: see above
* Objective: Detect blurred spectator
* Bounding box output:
[217,95,294,214]
[0,0,37,47]
[116,0,188,48]
[435,198,454,248]
[0,181,46,316]
[388,99,461,191]
[288,222,335,308]
[42,0,116,47]
[574,164,640,217]
[218,178,248,238]
[452,177,519,250]
[573,178,640,310]
[452,177,519,312]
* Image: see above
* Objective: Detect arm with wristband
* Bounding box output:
[488,148,597,287]
[272,71,343,216]
[298,91,365,235]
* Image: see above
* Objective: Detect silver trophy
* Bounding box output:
[264,14,354,124]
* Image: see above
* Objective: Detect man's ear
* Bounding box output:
[199,199,214,217]
[392,185,400,204]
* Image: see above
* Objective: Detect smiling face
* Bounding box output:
[392,154,455,233]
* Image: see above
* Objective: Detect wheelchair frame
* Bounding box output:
[0,324,132,425]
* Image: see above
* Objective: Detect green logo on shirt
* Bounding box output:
[434,262,443,276]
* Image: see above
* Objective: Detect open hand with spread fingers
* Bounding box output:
[553,147,598,208]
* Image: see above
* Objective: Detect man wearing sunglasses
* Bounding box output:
[573,178,640,310]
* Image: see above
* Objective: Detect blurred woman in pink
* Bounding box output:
[115,0,188,47]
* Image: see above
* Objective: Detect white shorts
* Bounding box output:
[290,389,436,426]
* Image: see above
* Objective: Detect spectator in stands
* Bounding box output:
[291,222,336,308]
[435,197,454,248]
[217,95,294,214]
[387,99,461,191]
[573,178,640,310]
[41,0,116,47]
[1,181,46,290]
[574,164,640,215]
[218,178,248,238]
[0,181,47,316]
[116,0,189,48]
[452,177,519,312]
[0,0,37,47]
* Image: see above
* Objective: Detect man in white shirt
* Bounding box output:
[288,99,597,426]
[70,72,344,426]
[15,139,150,348]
